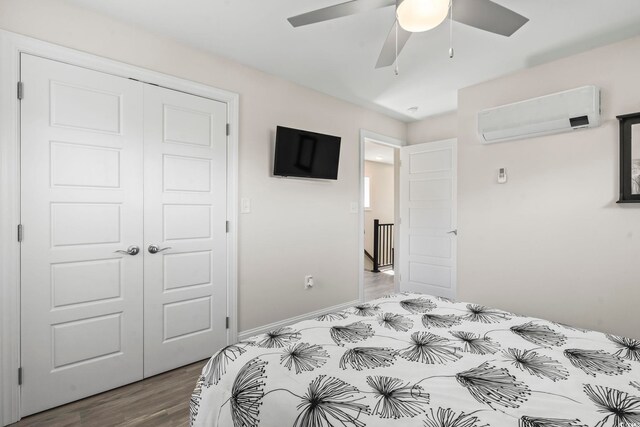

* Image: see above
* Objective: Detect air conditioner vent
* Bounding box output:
[478,86,601,144]
[570,115,589,128]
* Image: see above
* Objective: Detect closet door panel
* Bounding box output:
[20,54,144,416]
[143,85,228,377]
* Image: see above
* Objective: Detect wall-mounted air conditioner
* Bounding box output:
[477,85,601,144]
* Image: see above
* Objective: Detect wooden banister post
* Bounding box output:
[373,219,380,273]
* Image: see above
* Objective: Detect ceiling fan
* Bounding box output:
[287,0,529,68]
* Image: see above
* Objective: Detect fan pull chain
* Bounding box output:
[394,19,399,75]
[449,0,454,58]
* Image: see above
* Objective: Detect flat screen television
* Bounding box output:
[273,126,341,180]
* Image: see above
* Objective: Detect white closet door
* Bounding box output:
[142,84,228,377]
[20,54,144,415]
[399,139,457,300]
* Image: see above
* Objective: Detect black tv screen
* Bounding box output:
[273,126,341,180]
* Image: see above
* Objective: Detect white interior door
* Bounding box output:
[142,84,228,377]
[399,139,457,299]
[20,54,144,415]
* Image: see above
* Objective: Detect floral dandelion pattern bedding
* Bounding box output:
[190,292,640,427]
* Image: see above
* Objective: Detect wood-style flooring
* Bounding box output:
[11,360,207,427]
[363,269,395,301]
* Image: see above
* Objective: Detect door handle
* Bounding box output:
[114,245,140,256]
[148,244,172,254]
[447,230,458,236]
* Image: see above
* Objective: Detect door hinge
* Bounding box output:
[226,123,230,136]
[17,224,23,242]
[18,367,22,385]
[225,317,230,329]
[17,81,24,100]
[226,221,230,233]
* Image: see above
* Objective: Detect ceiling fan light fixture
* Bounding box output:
[396,0,450,33]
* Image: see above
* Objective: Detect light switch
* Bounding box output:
[350,202,359,214]
[240,198,251,213]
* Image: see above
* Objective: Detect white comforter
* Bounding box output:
[190,293,640,427]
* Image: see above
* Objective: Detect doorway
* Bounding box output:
[360,134,401,301]
[357,134,457,303]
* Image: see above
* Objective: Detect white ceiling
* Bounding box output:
[364,140,395,164]
[63,0,640,121]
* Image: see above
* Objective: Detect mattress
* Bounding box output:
[190,292,640,426]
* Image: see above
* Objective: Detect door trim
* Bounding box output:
[0,29,239,425]
[358,130,405,303]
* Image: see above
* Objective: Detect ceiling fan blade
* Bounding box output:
[375,22,413,68]
[288,0,395,28]
[452,0,529,37]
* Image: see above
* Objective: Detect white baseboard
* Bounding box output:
[238,299,361,342]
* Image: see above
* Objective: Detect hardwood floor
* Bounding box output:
[11,360,207,427]
[363,269,395,301]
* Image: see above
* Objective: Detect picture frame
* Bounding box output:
[617,112,640,203]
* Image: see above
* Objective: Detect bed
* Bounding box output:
[190,292,640,426]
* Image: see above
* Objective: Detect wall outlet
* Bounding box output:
[304,275,314,289]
